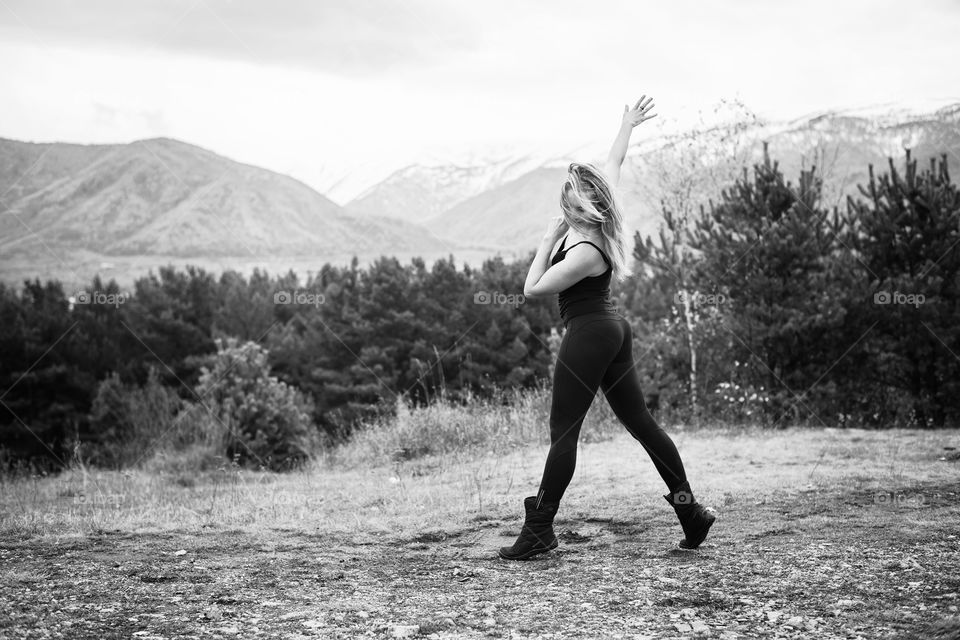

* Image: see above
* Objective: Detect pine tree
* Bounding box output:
[847,151,960,426]
[688,143,854,425]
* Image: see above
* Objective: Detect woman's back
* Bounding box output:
[550,234,616,322]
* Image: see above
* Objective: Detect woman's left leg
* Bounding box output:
[599,321,688,493]
[601,316,716,548]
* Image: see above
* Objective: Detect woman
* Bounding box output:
[499,96,716,561]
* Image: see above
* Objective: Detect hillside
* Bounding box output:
[0,137,453,286]
[760,104,960,207]
[428,166,574,253]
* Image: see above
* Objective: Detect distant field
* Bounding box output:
[2,424,959,639]
[0,248,516,290]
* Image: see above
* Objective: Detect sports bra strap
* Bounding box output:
[565,240,612,267]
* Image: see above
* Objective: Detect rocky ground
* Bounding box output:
[2,427,959,639]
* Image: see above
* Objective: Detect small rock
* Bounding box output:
[680,608,696,619]
[690,620,711,634]
[674,622,693,633]
[173,549,187,556]
[391,625,420,638]
[280,611,307,621]
[482,617,497,627]
[785,616,803,627]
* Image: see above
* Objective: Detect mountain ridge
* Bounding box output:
[347,104,960,251]
[0,136,457,287]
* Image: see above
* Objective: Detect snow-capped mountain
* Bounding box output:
[341,141,602,223]
[350,103,960,253]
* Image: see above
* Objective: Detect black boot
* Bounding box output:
[498,495,560,560]
[663,481,716,549]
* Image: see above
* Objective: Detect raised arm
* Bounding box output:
[602,95,657,187]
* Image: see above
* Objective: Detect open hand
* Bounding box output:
[622,95,657,127]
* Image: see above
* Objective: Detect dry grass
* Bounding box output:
[1,406,956,541]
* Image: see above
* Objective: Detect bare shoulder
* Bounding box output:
[564,237,608,276]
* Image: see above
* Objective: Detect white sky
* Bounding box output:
[2,0,959,202]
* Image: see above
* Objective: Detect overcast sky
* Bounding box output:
[2,0,959,202]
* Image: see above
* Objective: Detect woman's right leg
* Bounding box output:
[536,317,622,505]
[600,317,688,493]
[500,316,622,560]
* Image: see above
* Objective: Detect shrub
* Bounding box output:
[195,338,318,470]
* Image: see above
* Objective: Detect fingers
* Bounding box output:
[631,95,655,117]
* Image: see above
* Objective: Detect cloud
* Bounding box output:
[93,102,168,133]
[0,0,479,76]
[2,0,958,204]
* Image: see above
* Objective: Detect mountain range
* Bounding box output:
[1,103,957,288]
[342,103,960,254]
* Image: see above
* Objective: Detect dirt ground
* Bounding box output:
[2,427,959,639]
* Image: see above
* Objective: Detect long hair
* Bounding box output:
[560,162,632,281]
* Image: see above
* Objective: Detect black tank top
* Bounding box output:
[550,235,616,321]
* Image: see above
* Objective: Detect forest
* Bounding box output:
[2,147,958,472]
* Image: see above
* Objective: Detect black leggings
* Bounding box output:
[537,311,688,505]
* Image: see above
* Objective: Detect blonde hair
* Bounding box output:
[560,162,632,281]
